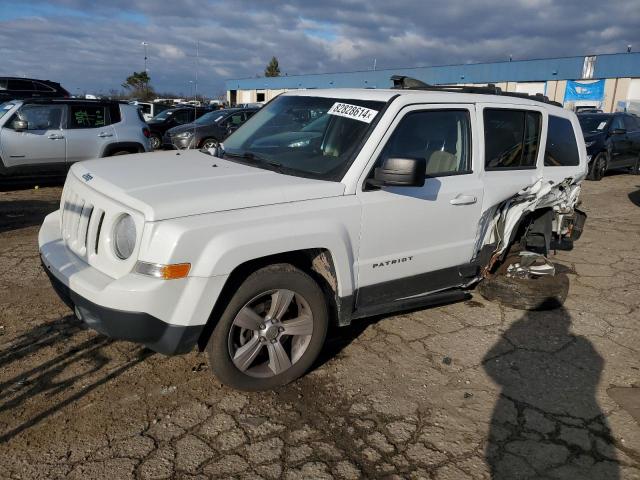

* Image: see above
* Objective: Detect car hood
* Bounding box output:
[70,150,345,221]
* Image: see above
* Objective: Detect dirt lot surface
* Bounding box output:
[1,173,639,479]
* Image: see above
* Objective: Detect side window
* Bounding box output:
[623,115,637,132]
[15,105,64,130]
[172,110,191,124]
[484,109,542,170]
[108,104,121,124]
[544,116,580,167]
[34,82,55,93]
[378,109,472,176]
[8,79,35,91]
[68,105,107,129]
[229,113,244,125]
[610,116,624,131]
[0,79,8,90]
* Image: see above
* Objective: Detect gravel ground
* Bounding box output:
[0,172,639,479]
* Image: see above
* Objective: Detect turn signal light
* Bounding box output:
[135,261,191,280]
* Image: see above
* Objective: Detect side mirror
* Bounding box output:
[12,120,28,131]
[369,157,426,188]
[611,128,626,135]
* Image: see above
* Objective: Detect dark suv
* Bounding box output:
[164,108,258,149]
[146,106,212,149]
[578,112,640,180]
[0,77,70,102]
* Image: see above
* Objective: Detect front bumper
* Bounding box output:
[42,262,202,355]
[39,210,228,355]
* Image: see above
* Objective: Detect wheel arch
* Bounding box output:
[102,142,145,157]
[196,248,345,350]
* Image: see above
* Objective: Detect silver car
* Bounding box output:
[0,99,151,176]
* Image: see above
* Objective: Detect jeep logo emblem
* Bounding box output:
[82,173,93,182]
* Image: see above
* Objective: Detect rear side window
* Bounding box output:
[108,104,121,124]
[623,115,638,131]
[68,104,107,129]
[484,109,542,170]
[544,116,580,167]
[0,79,7,90]
[34,82,55,92]
[8,79,35,91]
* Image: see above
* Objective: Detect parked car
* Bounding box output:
[146,106,211,149]
[165,107,258,150]
[130,101,171,122]
[577,112,640,180]
[0,77,70,102]
[40,83,587,391]
[0,98,150,176]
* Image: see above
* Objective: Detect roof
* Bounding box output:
[280,88,567,111]
[226,52,640,91]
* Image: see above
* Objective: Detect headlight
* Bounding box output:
[584,141,596,148]
[176,131,193,138]
[112,214,136,260]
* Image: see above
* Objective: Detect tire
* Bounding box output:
[201,138,218,150]
[149,134,161,150]
[205,263,329,391]
[630,154,640,176]
[476,273,569,311]
[587,153,606,181]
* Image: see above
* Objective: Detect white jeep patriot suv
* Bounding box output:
[39,79,587,390]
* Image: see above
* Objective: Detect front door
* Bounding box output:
[0,103,66,168]
[356,105,484,308]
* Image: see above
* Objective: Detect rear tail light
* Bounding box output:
[142,127,150,138]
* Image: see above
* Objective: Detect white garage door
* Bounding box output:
[628,79,640,100]
[515,82,546,95]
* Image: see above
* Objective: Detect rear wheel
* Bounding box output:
[587,153,606,181]
[149,134,161,150]
[630,154,640,176]
[206,264,328,391]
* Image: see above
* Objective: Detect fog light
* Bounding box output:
[135,261,190,280]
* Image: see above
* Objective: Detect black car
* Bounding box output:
[147,106,212,149]
[578,112,640,180]
[164,108,258,150]
[0,77,70,102]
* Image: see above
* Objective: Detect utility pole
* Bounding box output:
[141,41,149,99]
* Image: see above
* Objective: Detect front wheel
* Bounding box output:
[201,138,218,150]
[205,264,328,391]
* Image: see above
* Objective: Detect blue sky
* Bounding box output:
[0,0,638,97]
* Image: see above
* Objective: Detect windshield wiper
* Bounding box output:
[225,151,286,173]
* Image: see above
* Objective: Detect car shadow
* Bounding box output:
[0,199,60,233]
[628,187,640,207]
[0,174,66,192]
[0,314,152,443]
[482,306,620,479]
[312,293,471,372]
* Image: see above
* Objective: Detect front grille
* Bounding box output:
[61,190,100,258]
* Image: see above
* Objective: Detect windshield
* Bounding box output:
[578,115,611,133]
[195,111,226,125]
[0,101,16,120]
[222,95,385,181]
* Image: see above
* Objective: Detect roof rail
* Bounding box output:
[390,75,563,107]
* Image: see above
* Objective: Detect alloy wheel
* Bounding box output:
[227,289,313,378]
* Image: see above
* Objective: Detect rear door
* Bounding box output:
[64,103,116,163]
[608,115,632,167]
[0,103,66,168]
[623,115,640,165]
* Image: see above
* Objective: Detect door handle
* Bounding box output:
[450,195,477,205]
[47,133,64,140]
[98,132,113,138]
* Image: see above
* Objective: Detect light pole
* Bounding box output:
[141,41,149,99]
